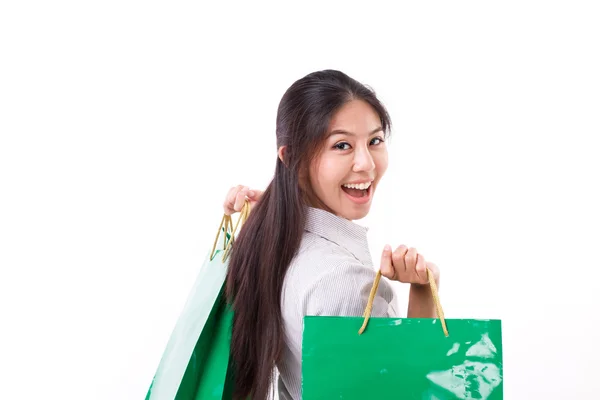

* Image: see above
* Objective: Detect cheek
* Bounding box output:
[375,150,389,177]
[310,155,344,194]
[320,157,347,187]
[308,158,326,195]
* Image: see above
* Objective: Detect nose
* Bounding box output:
[352,146,375,173]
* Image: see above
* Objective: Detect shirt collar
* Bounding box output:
[304,206,373,266]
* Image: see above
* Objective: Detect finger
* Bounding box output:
[223,186,241,215]
[228,185,244,204]
[247,189,263,202]
[233,187,249,212]
[415,253,428,284]
[379,244,394,280]
[404,247,418,275]
[392,245,408,278]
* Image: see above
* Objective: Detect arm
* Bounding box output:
[407,282,438,318]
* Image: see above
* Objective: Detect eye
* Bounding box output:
[370,137,384,146]
[333,142,351,150]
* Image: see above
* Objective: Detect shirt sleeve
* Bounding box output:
[302,262,395,318]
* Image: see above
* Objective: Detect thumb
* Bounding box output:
[379,244,394,280]
[247,189,261,199]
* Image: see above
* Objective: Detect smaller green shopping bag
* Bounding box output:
[302,269,503,399]
[145,203,250,400]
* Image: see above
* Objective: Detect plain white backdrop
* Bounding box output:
[1,1,599,399]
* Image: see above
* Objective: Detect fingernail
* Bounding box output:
[248,190,255,197]
[384,244,391,252]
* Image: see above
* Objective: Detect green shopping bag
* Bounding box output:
[145,204,249,400]
[302,270,503,399]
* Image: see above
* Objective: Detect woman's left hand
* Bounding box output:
[379,244,440,286]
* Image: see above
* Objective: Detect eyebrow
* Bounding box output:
[327,127,383,137]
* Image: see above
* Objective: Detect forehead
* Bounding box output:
[328,99,381,134]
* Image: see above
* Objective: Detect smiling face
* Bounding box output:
[306,99,389,221]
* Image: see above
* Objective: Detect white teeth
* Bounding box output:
[343,182,372,190]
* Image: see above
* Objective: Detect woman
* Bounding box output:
[223,69,441,400]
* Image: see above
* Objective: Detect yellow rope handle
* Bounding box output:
[209,200,251,262]
[222,200,250,261]
[426,268,448,337]
[210,214,231,261]
[358,268,449,337]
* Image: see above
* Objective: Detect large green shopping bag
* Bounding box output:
[145,203,249,400]
[302,269,503,399]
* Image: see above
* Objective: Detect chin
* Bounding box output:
[340,205,371,221]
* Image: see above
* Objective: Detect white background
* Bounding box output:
[1,1,599,399]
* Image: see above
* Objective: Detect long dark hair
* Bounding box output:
[225,69,392,399]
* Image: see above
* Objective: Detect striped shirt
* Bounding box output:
[276,207,398,400]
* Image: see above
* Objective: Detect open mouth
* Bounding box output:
[341,181,373,202]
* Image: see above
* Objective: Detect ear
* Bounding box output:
[278,146,286,164]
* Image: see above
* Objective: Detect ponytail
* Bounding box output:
[226,158,306,399]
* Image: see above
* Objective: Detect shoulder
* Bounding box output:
[283,231,394,317]
[285,230,359,287]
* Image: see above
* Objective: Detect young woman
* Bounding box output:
[223,69,441,400]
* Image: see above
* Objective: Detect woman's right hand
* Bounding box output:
[223,185,264,215]
[379,245,440,287]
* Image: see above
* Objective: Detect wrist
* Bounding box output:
[410,278,439,291]
[409,282,430,292]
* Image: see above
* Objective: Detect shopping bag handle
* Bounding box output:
[359,268,449,337]
[210,200,251,262]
